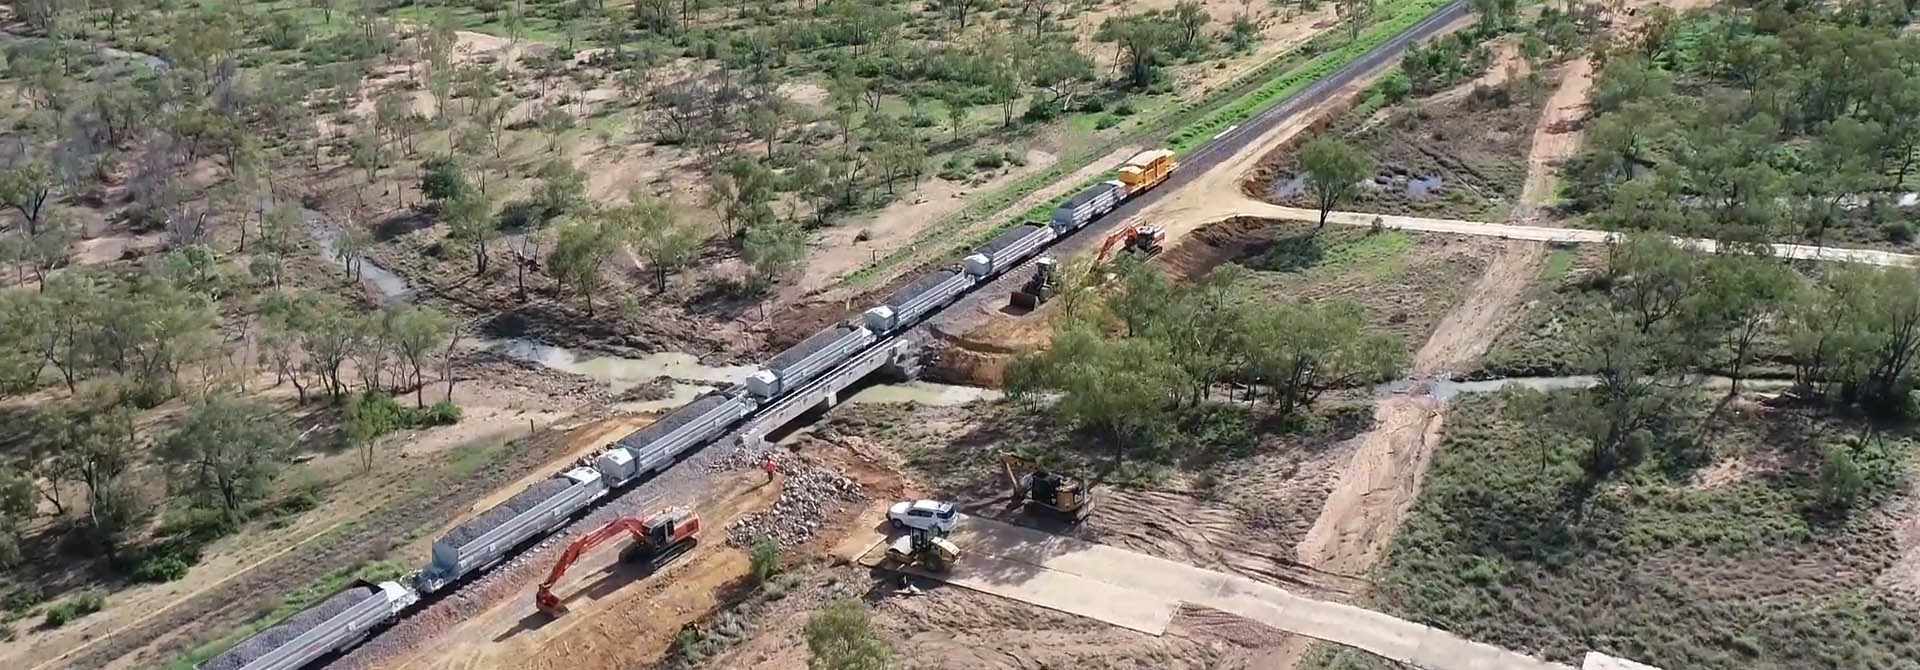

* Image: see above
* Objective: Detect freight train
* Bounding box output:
[198,149,1177,670]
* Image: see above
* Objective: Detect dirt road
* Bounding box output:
[857,515,1573,670]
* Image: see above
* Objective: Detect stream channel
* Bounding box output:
[302,211,1002,409]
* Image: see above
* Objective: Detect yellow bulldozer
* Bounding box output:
[1000,453,1095,522]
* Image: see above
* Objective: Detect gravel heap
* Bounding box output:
[203,586,379,670]
[713,446,867,548]
[438,477,574,550]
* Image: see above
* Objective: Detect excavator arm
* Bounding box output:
[535,518,647,616]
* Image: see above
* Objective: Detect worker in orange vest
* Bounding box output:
[763,455,777,483]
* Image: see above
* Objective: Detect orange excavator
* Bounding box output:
[534,507,701,617]
[1095,225,1166,266]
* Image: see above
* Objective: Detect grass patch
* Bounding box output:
[1538,248,1576,282]
[1314,389,1920,669]
[163,560,408,670]
[448,439,507,477]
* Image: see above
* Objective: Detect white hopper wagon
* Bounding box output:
[1049,181,1126,234]
[419,467,606,592]
[197,580,417,670]
[964,225,1056,278]
[863,269,974,334]
[747,323,877,399]
[596,392,753,486]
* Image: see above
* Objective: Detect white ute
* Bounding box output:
[886,499,958,533]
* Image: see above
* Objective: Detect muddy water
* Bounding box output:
[844,381,1004,406]
[302,209,413,302]
[1380,375,1796,403]
[493,339,754,389]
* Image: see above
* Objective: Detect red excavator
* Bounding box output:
[534,507,701,617]
[1094,225,1166,266]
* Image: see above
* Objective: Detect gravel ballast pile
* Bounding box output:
[439,477,574,550]
[973,224,1044,256]
[715,446,867,548]
[766,324,862,374]
[882,270,958,309]
[203,586,379,670]
[616,395,729,454]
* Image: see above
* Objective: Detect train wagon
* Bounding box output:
[863,269,974,333]
[963,225,1055,278]
[198,580,417,670]
[747,323,877,399]
[596,392,754,485]
[420,467,607,591]
[1049,181,1126,234]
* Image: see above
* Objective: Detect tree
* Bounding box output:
[1297,137,1373,228]
[548,216,617,315]
[1097,14,1179,89]
[709,156,777,237]
[383,306,449,407]
[806,599,892,670]
[741,219,805,288]
[420,156,468,206]
[532,160,587,222]
[0,160,57,236]
[1170,1,1211,54]
[443,189,498,276]
[0,467,33,567]
[1242,301,1405,414]
[936,0,986,33]
[37,403,142,557]
[1687,252,1799,396]
[1006,325,1186,467]
[1024,43,1096,113]
[160,396,292,514]
[610,191,711,292]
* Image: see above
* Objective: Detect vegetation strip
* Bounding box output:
[838,0,1457,289]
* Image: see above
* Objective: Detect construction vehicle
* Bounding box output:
[1000,453,1095,521]
[1117,149,1178,193]
[534,507,701,617]
[885,527,960,572]
[1094,225,1167,267]
[1010,257,1058,309]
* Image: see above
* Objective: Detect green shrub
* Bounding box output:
[1251,233,1325,272]
[43,591,105,628]
[971,150,1006,170]
[5,589,43,614]
[1095,116,1118,130]
[1112,100,1137,116]
[1882,221,1914,244]
[749,537,780,584]
[422,399,463,426]
[133,555,192,583]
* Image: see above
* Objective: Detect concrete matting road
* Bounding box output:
[861,514,1574,670]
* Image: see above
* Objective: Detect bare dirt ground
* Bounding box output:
[1513,58,1593,223]
[378,471,778,670]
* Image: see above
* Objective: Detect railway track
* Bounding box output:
[144,6,1474,669]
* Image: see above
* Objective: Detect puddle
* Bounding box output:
[1269,174,1307,199]
[1405,175,1445,198]
[1378,375,1597,402]
[1380,375,1796,403]
[302,209,413,303]
[491,339,755,394]
[844,381,1003,406]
